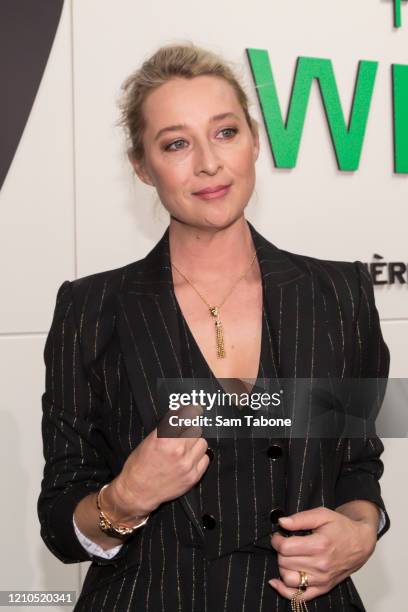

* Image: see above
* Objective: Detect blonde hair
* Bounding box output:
[117,41,258,161]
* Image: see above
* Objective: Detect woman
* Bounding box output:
[37,43,390,612]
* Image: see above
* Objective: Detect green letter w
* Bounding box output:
[246,49,378,171]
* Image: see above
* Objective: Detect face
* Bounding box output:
[131,75,259,230]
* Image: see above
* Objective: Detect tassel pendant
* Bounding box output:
[209,306,225,358]
[290,590,309,612]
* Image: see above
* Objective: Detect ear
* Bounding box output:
[252,120,260,162]
[128,151,155,187]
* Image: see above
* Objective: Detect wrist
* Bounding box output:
[97,485,150,538]
[335,500,379,554]
[358,517,378,555]
[336,500,380,531]
[104,478,153,525]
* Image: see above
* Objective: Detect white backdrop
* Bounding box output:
[0,0,406,609]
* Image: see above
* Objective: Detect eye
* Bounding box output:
[164,139,187,152]
[218,127,238,139]
[163,127,238,152]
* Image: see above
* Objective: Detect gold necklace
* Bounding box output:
[171,249,258,359]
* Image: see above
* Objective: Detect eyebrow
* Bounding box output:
[153,112,241,141]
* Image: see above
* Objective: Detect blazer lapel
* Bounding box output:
[245,223,337,521]
[251,220,335,379]
[115,227,206,536]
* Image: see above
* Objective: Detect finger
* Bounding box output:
[277,562,332,589]
[177,436,210,477]
[270,531,320,556]
[156,423,202,450]
[179,425,203,438]
[278,506,332,532]
[277,554,317,573]
[177,403,205,419]
[187,436,209,463]
[158,405,204,439]
[268,578,323,602]
[159,402,203,424]
[277,554,327,584]
[179,439,210,486]
[177,404,206,439]
[195,452,211,480]
[157,426,202,455]
[174,404,205,438]
[276,568,318,589]
[179,430,207,455]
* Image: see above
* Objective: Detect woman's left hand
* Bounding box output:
[268,506,377,601]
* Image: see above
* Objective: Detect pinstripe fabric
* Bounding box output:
[174,288,287,611]
[37,220,390,612]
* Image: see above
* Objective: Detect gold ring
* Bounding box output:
[298,570,308,591]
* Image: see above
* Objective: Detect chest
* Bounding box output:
[101,274,350,460]
[173,280,264,382]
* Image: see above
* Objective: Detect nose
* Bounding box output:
[194,141,223,175]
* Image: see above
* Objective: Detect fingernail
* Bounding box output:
[269,579,277,587]
[278,516,292,524]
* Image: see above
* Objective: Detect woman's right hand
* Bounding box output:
[105,404,210,523]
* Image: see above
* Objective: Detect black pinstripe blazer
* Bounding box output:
[37,220,390,611]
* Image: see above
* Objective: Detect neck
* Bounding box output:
[168,215,257,286]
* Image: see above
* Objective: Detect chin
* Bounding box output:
[201,208,245,229]
[169,200,245,229]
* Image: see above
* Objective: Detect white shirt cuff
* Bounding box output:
[72,514,123,559]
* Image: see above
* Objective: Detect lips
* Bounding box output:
[192,184,231,200]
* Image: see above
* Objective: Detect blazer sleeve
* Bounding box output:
[37,280,139,565]
[334,261,391,540]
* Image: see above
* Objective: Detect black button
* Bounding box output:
[202,513,216,529]
[206,447,214,462]
[269,507,285,524]
[267,444,283,460]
